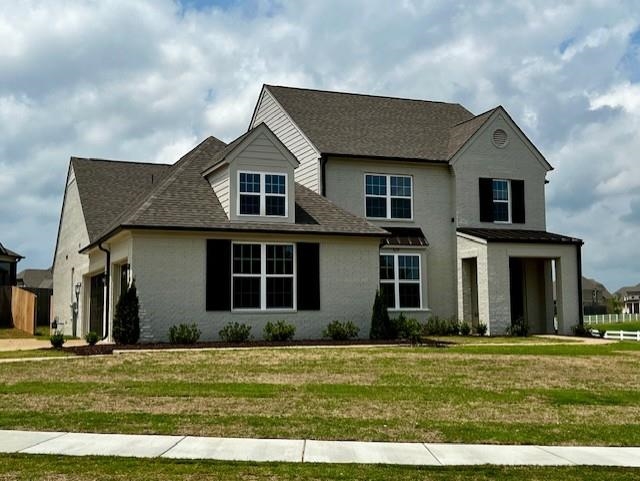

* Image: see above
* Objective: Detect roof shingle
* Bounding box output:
[458,228,583,245]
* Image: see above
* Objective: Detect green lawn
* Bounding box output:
[0,455,638,481]
[586,321,640,331]
[0,342,639,446]
[0,348,72,359]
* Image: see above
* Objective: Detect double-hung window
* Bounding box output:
[232,243,294,310]
[238,172,287,217]
[492,179,511,223]
[379,253,421,309]
[365,174,412,219]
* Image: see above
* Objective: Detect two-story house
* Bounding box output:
[52,85,582,340]
[616,284,640,314]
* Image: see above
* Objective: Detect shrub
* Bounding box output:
[476,322,488,336]
[323,320,359,341]
[219,322,252,343]
[263,320,296,342]
[572,323,592,338]
[459,321,471,336]
[113,280,140,345]
[424,317,460,336]
[168,323,202,344]
[370,289,393,339]
[506,317,529,337]
[394,314,422,344]
[50,332,65,349]
[84,331,99,346]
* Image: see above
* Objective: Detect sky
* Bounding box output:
[1,0,639,292]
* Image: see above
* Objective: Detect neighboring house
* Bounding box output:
[581,276,611,315]
[0,242,23,327]
[53,85,583,340]
[616,284,640,314]
[17,268,54,326]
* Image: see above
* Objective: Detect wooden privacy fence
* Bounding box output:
[584,313,640,324]
[10,286,36,335]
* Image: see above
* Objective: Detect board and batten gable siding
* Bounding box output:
[452,113,548,230]
[324,157,458,320]
[52,165,90,335]
[227,131,296,224]
[209,166,230,218]
[130,231,380,342]
[251,88,321,192]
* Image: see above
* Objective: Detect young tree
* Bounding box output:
[112,279,140,344]
[370,289,390,339]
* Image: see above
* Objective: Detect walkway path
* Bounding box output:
[1,430,639,466]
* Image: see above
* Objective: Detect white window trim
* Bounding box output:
[492,178,512,224]
[379,253,423,310]
[231,241,297,312]
[237,171,288,218]
[364,173,413,221]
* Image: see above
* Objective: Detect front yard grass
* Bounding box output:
[0,342,639,446]
[1,455,639,481]
[586,321,640,331]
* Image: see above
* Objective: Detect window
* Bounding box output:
[365,174,412,219]
[238,172,287,217]
[119,264,130,299]
[492,179,511,223]
[232,243,294,310]
[379,253,422,309]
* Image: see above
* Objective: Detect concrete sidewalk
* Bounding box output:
[1,430,639,466]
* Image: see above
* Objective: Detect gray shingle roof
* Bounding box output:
[458,228,583,245]
[17,268,53,289]
[447,108,497,158]
[0,242,23,259]
[79,136,387,251]
[71,157,172,241]
[582,276,612,299]
[265,85,476,161]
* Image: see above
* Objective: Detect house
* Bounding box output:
[581,276,611,315]
[52,85,583,340]
[616,284,640,314]
[0,242,23,327]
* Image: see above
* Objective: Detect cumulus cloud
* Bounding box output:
[1,0,639,290]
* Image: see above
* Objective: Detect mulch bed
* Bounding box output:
[64,338,451,356]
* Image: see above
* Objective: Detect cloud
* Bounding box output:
[1,0,640,291]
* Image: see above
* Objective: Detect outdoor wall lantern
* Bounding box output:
[72,282,81,337]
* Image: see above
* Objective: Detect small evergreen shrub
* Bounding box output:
[113,280,140,345]
[370,289,393,339]
[323,320,359,340]
[168,323,202,344]
[84,331,99,346]
[424,317,461,336]
[459,321,471,336]
[263,320,296,341]
[219,322,252,342]
[394,314,422,344]
[571,323,592,338]
[476,322,488,336]
[50,332,65,349]
[506,317,529,337]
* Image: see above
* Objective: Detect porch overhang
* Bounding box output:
[456,228,583,246]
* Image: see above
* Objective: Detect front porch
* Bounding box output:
[457,228,583,335]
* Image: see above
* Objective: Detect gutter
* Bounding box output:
[577,241,584,326]
[98,243,111,341]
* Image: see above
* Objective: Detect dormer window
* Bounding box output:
[238,171,287,217]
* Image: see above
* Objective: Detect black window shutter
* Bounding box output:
[206,239,231,311]
[479,178,493,222]
[512,180,525,224]
[297,242,320,310]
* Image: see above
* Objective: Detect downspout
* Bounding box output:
[320,155,328,197]
[98,243,111,341]
[576,242,584,326]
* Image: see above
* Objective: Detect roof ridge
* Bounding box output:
[450,106,498,128]
[71,156,172,167]
[266,84,469,109]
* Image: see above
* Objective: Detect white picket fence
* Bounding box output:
[590,329,640,341]
[584,313,640,325]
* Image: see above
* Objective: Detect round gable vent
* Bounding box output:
[492,128,508,148]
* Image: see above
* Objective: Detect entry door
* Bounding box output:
[89,274,105,337]
[509,258,525,322]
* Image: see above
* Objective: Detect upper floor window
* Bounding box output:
[379,253,422,309]
[365,174,412,220]
[238,172,287,217]
[492,179,511,223]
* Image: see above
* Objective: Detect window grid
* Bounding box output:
[232,242,295,311]
[365,174,412,219]
[238,171,287,217]
[379,253,422,310]
[492,179,511,223]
